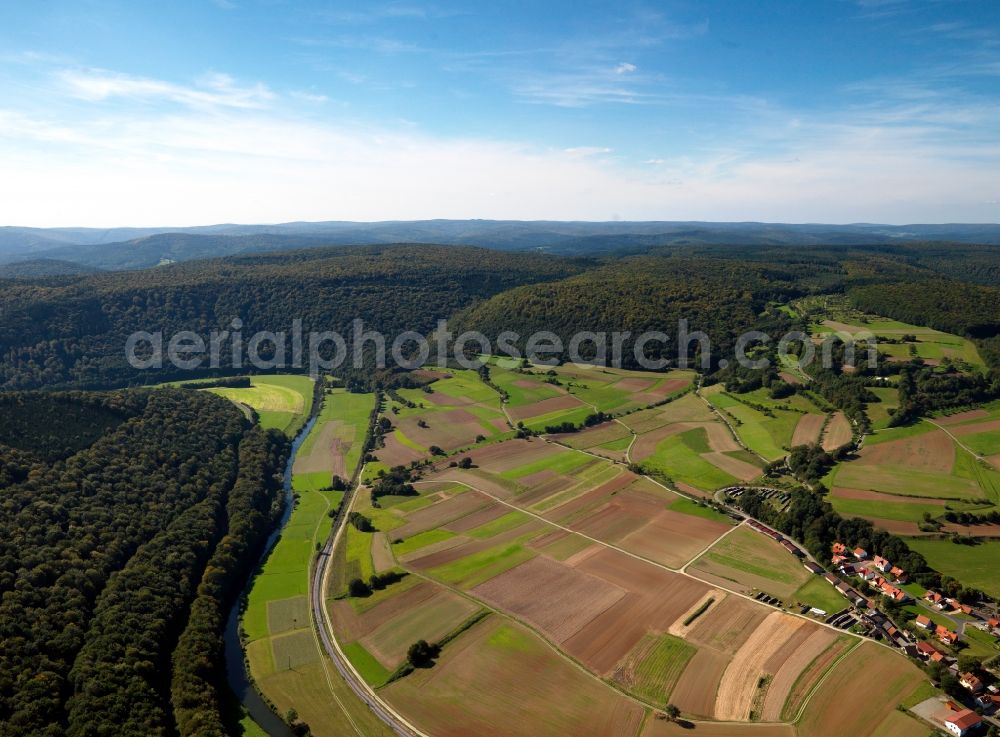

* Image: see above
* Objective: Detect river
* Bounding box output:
[223,415,317,737]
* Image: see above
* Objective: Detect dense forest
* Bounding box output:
[0,390,287,737]
[0,244,584,389]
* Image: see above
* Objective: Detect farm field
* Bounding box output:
[244,388,381,737]
[702,384,828,462]
[207,374,315,435]
[904,537,1000,599]
[578,390,766,493]
[688,526,812,599]
[370,369,513,472]
[799,294,985,370]
[295,387,374,490]
[825,417,1000,536]
[793,642,928,737]
[485,357,695,432]
[319,368,928,737]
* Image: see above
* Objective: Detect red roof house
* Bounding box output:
[944,708,981,736]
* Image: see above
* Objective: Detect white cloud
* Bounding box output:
[1,67,999,226]
[564,146,612,157]
[59,69,274,109]
[615,62,637,74]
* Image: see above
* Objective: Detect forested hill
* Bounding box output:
[0,389,289,737]
[0,244,585,389]
[4,240,1000,390]
[451,256,811,366]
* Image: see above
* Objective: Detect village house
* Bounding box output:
[832,542,846,555]
[877,578,908,602]
[873,555,891,572]
[853,547,868,559]
[960,672,984,694]
[915,614,932,629]
[856,568,876,582]
[944,708,981,737]
[936,624,959,645]
[889,565,907,582]
[976,692,1000,713]
[926,590,944,606]
[831,554,847,566]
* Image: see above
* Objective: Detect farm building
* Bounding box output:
[780,539,804,557]
[803,561,823,574]
[944,708,981,736]
[916,640,947,660]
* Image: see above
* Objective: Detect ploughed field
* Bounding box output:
[325,363,929,736]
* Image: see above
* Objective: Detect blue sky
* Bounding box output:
[1,0,998,226]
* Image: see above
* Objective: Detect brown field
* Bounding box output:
[951,417,1000,436]
[701,451,762,481]
[441,502,507,532]
[557,420,632,450]
[686,595,770,652]
[668,590,725,638]
[541,471,642,523]
[371,532,396,572]
[390,490,493,540]
[618,510,732,569]
[466,438,557,472]
[330,580,438,642]
[632,377,691,404]
[760,629,839,721]
[642,721,794,737]
[831,486,946,504]
[629,422,695,461]
[615,377,656,392]
[791,413,825,446]
[935,408,988,425]
[822,411,853,451]
[714,611,809,720]
[361,588,479,667]
[623,393,715,434]
[294,419,350,477]
[779,371,803,385]
[423,390,473,406]
[563,548,710,673]
[506,394,587,422]
[377,434,425,467]
[942,521,1000,536]
[397,409,491,451]
[779,636,855,722]
[472,556,626,642]
[701,422,742,452]
[873,710,932,737]
[858,429,954,473]
[669,647,729,718]
[795,642,927,737]
[859,517,925,535]
[382,617,645,737]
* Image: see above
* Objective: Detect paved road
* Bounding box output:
[310,475,425,737]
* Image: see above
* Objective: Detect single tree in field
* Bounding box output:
[664,704,680,722]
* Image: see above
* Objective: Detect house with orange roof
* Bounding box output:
[873,555,891,572]
[944,708,981,736]
[960,672,984,693]
[915,614,932,629]
[936,624,959,645]
[889,565,907,582]
[832,542,846,555]
[853,547,868,559]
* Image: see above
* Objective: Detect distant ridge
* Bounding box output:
[2,219,1000,271]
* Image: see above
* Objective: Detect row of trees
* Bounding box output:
[170,426,288,737]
